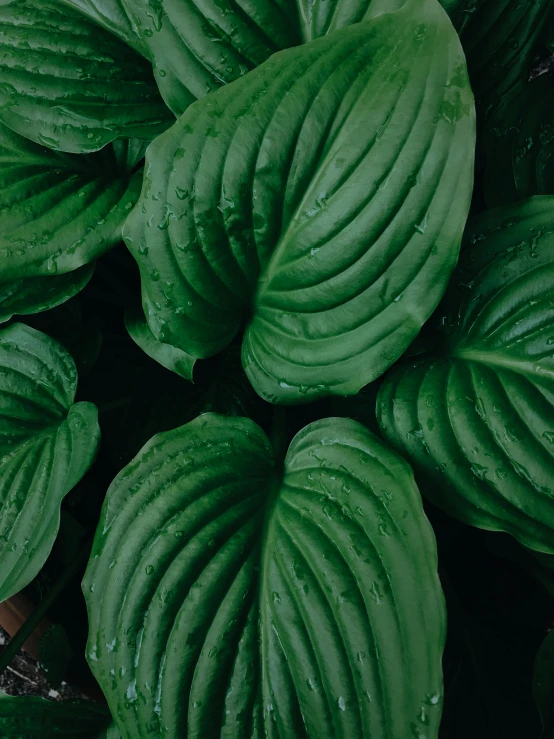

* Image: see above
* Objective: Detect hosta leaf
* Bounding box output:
[0,122,140,302]
[484,73,554,207]
[377,196,554,554]
[0,0,171,154]
[84,414,445,739]
[534,630,554,738]
[455,0,553,106]
[0,323,100,601]
[125,0,475,404]
[0,266,94,324]
[125,306,195,381]
[0,694,113,737]
[57,0,144,55]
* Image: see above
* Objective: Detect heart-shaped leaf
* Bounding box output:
[0,323,100,601]
[0,122,141,315]
[124,0,475,404]
[0,266,94,324]
[84,413,445,739]
[484,73,554,207]
[0,694,115,737]
[377,196,554,554]
[0,0,171,154]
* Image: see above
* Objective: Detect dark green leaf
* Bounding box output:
[0,0,171,154]
[0,267,94,324]
[38,624,73,689]
[84,414,445,739]
[377,196,554,553]
[125,0,475,404]
[0,693,112,738]
[534,630,554,738]
[484,73,554,206]
[0,323,100,601]
[0,122,141,312]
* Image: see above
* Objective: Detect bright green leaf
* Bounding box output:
[0,323,100,602]
[0,693,113,738]
[0,122,141,308]
[125,306,195,381]
[0,0,171,154]
[84,413,445,739]
[0,266,94,324]
[484,73,554,206]
[125,0,475,404]
[534,630,554,738]
[377,196,554,554]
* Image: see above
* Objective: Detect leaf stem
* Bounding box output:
[0,539,91,674]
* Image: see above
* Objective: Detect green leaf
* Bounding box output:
[0,693,112,738]
[0,122,141,299]
[124,0,475,404]
[0,323,100,601]
[484,73,554,207]
[125,306,195,381]
[455,0,553,105]
[377,196,554,554]
[534,630,554,738]
[0,0,172,154]
[84,413,445,739]
[38,623,74,689]
[0,266,94,324]
[56,0,145,55]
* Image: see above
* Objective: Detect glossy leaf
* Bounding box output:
[484,73,554,206]
[125,0,475,404]
[125,306,195,381]
[0,266,94,324]
[534,630,554,738]
[456,0,553,105]
[378,196,554,554]
[0,122,141,311]
[0,693,113,737]
[85,414,445,739]
[0,0,171,154]
[0,323,100,601]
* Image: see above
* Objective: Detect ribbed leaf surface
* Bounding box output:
[124,0,474,404]
[378,196,554,553]
[0,122,141,313]
[0,323,99,601]
[84,414,445,739]
[0,0,171,153]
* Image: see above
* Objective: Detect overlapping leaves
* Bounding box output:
[84,414,445,739]
[378,196,554,554]
[0,323,99,601]
[125,0,475,404]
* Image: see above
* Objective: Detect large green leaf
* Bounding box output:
[0,0,171,153]
[453,0,553,106]
[377,196,554,554]
[0,122,141,315]
[0,323,100,601]
[0,693,114,737]
[534,630,554,738]
[124,0,475,404]
[0,266,94,324]
[484,73,554,207]
[84,414,445,739]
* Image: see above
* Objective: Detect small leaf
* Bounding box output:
[534,630,554,738]
[378,196,554,553]
[0,693,112,737]
[0,267,94,324]
[0,123,140,299]
[38,624,73,689]
[0,323,100,601]
[0,0,171,154]
[125,0,475,404]
[84,414,445,739]
[484,73,554,206]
